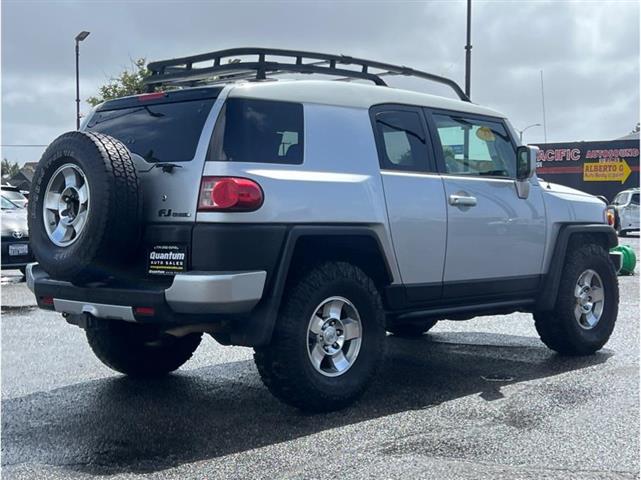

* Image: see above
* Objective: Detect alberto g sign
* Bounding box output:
[534,140,639,200]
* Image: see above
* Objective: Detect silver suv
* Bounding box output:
[27,48,620,411]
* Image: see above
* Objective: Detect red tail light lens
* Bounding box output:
[134,306,155,316]
[137,91,166,102]
[198,177,263,211]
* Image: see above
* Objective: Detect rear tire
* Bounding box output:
[387,319,438,337]
[254,261,385,412]
[86,321,202,377]
[534,243,618,355]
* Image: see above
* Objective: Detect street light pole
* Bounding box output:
[75,31,90,130]
[517,123,542,143]
[464,0,472,99]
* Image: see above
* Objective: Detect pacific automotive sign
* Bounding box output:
[534,140,640,200]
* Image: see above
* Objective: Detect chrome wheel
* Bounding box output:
[307,296,363,377]
[43,163,90,247]
[574,269,604,330]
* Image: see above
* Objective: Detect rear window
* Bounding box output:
[210,98,304,164]
[86,99,216,162]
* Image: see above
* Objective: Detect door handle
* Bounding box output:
[449,194,477,207]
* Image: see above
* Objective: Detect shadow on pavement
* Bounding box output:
[1,331,611,475]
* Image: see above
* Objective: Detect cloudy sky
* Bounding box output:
[2,0,639,165]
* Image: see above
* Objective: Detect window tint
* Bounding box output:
[374,110,428,171]
[631,193,639,206]
[433,114,516,177]
[86,99,216,162]
[211,98,304,164]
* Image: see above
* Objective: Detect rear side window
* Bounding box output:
[86,99,216,163]
[210,98,304,164]
[373,110,428,171]
[631,193,639,205]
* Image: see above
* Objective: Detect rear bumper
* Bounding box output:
[26,263,266,323]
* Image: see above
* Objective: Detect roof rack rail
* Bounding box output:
[145,47,470,102]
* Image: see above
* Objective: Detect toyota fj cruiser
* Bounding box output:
[27,48,620,412]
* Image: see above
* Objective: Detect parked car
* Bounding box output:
[1,184,28,208]
[1,196,33,274]
[26,48,620,412]
[609,188,640,236]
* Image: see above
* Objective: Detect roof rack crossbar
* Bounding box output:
[145,47,470,102]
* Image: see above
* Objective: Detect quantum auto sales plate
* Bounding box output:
[147,245,187,275]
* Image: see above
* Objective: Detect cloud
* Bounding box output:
[1,0,638,164]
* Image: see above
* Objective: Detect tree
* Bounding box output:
[87,58,153,107]
[632,122,640,134]
[1,158,20,178]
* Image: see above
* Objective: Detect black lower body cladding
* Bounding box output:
[191,224,287,288]
[28,131,142,284]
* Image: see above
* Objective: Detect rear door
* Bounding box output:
[371,105,447,304]
[84,87,226,224]
[426,109,546,299]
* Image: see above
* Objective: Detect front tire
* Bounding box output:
[534,243,618,355]
[254,262,385,412]
[86,321,202,377]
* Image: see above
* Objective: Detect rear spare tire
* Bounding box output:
[28,131,142,283]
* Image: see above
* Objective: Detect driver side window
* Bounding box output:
[432,114,516,178]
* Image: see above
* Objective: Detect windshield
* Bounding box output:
[2,190,25,202]
[613,193,630,205]
[2,196,18,209]
[86,99,216,163]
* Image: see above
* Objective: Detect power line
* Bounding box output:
[1,144,48,147]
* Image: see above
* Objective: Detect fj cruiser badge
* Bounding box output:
[158,209,191,218]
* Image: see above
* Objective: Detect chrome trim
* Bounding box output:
[165,270,267,314]
[53,299,135,322]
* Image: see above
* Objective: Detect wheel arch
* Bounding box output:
[537,223,617,311]
[229,225,394,347]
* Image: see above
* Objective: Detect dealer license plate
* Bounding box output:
[8,244,29,256]
[147,245,187,275]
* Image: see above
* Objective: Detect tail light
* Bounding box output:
[137,91,166,102]
[198,177,263,212]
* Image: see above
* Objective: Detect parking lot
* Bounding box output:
[1,237,639,479]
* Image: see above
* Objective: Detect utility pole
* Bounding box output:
[75,31,90,130]
[540,70,548,143]
[465,0,472,99]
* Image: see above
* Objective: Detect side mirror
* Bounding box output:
[516,145,538,180]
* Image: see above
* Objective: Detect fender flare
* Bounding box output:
[536,223,617,311]
[229,225,393,346]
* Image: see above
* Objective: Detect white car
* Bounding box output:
[610,188,640,236]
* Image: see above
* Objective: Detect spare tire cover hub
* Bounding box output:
[43,163,90,247]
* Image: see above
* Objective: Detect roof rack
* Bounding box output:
[145,47,470,102]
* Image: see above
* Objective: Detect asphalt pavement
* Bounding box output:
[2,237,639,479]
